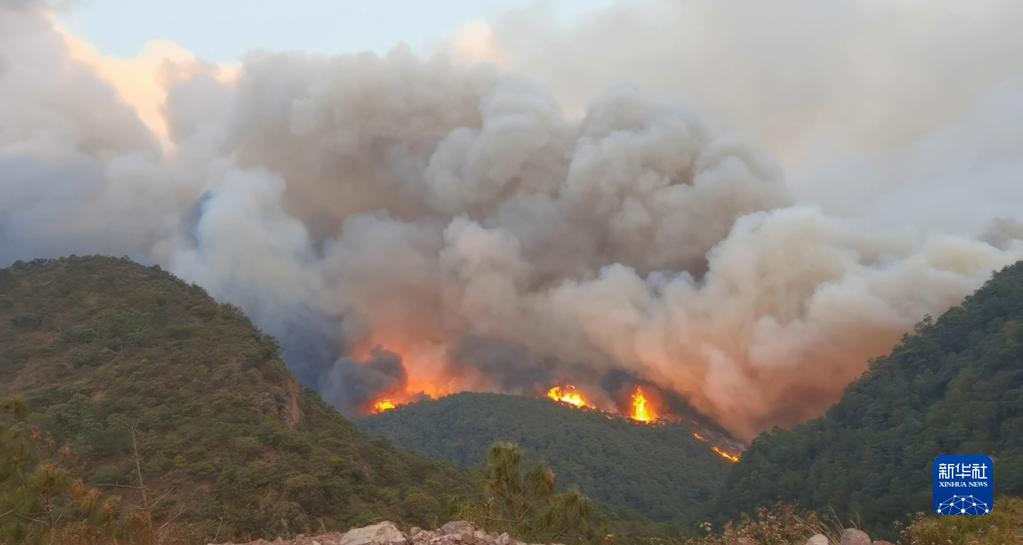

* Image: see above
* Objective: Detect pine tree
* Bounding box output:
[459,442,604,544]
[0,397,135,545]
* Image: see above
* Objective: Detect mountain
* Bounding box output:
[0,256,472,542]
[357,391,741,525]
[718,261,1023,533]
[8,255,1019,544]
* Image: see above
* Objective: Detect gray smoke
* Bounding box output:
[324,347,409,412]
[2,2,1023,438]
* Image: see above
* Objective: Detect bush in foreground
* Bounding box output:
[900,496,1023,545]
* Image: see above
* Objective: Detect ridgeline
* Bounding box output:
[718,261,1023,535]
[359,391,738,525]
[0,256,471,542]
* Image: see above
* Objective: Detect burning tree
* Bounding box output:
[629,387,657,423]
[546,386,591,409]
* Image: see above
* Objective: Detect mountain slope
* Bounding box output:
[0,256,472,542]
[358,392,740,524]
[719,261,1023,532]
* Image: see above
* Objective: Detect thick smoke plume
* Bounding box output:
[3,2,1023,439]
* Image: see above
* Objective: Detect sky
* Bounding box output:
[63,0,611,61]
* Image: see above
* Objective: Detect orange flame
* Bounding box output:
[372,399,397,413]
[630,387,656,423]
[547,385,590,408]
[712,446,741,463]
[692,432,706,441]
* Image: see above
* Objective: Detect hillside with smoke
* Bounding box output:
[3,1,1023,439]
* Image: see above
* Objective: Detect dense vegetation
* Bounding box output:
[0,256,473,542]
[719,262,1023,536]
[4,255,1021,544]
[456,443,603,545]
[359,392,737,525]
[1,396,145,545]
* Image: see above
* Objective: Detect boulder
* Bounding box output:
[309,535,346,545]
[872,541,895,545]
[839,529,870,545]
[805,534,829,545]
[408,530,436,545]
[339,521,407,545]
[439,521,477,537]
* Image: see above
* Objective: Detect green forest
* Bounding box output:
[359,392,735,525]
[718,261,1023,535]
[2,255,1022,544]
[0,256,471,542]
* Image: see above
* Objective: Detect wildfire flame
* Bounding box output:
[547,385,590,408]
[372,399,397,413]
[372,376,743,463]
[630,387,656,423]
[712,446,741,463]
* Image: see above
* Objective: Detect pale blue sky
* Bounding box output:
[64,0,612,61]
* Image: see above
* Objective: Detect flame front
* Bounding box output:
[630,387,656,423]
[372,399,397,413]
[547,385,590,408]
[712,446,741,463]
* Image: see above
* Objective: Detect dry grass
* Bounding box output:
[679,504,844,545]
[900,496,1023,545]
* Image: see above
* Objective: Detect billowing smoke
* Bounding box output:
[3,2,1023,439]
[324,348,409,413]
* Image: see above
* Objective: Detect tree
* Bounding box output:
[0,397,134,545]
[458,443,606,545]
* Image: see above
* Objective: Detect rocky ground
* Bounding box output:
[209,520,896,545]
[806,529,893,545]
[209,520,541,545]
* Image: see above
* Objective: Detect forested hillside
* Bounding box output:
[0,256,472,542]
[359,392,738,525]
[6,256,1020,544]
[719,261,1023,534]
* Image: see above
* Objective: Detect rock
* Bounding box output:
[339,521,407,545]
[211,520,553,545]
[839,529,870,545]
[313,534,346,545]
[735,538,758,545]
[806,534,829,545]
[408,530,436,545]
[439,521,476,537]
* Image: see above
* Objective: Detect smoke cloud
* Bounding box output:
[325,347,410,412]
[2,2,1023,439]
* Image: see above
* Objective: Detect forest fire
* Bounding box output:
[630,387,656,423]
[370,379,746,463]
[371,399,397,413]
[712,446,741,463]
[546,385,590,408]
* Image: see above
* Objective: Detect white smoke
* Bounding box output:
[2,2,1022,439]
